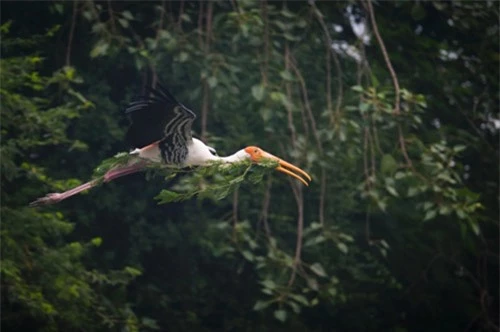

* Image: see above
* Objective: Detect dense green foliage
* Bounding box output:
[1,1,498,331]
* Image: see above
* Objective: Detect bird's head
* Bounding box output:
[243,146,312,186]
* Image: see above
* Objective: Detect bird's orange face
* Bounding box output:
[244,146,312,186]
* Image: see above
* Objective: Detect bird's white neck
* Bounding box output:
[183,138,250,166]
[219,149,249,163]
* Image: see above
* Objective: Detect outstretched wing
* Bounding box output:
[125,83,196,151]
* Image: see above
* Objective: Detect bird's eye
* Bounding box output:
[209,147,218,156]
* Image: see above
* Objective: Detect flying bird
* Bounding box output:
[30,83,311,206]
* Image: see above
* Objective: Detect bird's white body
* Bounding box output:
[131,138,250,166]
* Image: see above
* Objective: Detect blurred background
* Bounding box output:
[1,1,498,331]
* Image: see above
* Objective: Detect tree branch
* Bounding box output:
[365,0,413,168]
[365,0,400,115]
[311,3,344,123]
[289,56,323,154]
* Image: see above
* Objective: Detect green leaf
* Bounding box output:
[376,199,387,212]
[304,234,326,247]
[288,301,301,314]
[280,70,294,81]
[469,220,480,236]
[141,317,159,330]
[351,85,364,92]
[381,154,398,174]
[261,288,273,295]
[208,76,218,88]
[328,287,337,297]
[122,10,134,20]
[394,171,407,179]
[423,201,434,211]
[359,102,370,113]
[118,18,129,28]
[260,279,276,290]
[306,277,319,291]
[289,294,309,306]
[90,42,109,58]
[252,84,265,101]
[280,9,296,18]
[253,300,271,311]
[155,189,185,204]
[337,242,348,254]
[386,185,399,197]
[407,186,419,197]
[453,145,466,153]
[241,250,254,262]
[274,309,287,322]
[424,209,437,221]
[178,52,189,62]
[90,237,102,247]
[310,262,327,277]
[338,233,354,242]
[439,205,451,215]
[124,266,142,277]
[180,13,191,22]
[456,209,467,219]
[259,108,272,122]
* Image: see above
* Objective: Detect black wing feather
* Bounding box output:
[125,83,196,149]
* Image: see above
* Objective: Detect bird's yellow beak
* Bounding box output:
[244,146,312,186]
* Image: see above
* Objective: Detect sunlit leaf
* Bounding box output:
[310,262,327,277]
[252,84,265,101]
[337,242,348,254]
[253,300,271,311]
[274,309,287,322]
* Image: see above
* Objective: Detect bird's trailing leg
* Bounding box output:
[29,160,149,206]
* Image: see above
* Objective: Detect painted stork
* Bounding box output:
[30,83,311,206]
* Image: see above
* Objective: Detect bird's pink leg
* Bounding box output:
[29,160,148,206]
[102,160,148,183]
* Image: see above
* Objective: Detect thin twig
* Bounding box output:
[365,0,413,168]
[365,0,399,115]
[311,3,344,122]
[259,177,273,238]
[206,1,213,46]
[284,45,297,148]
[66,1,78,67]
[198,2,212,141]
[319,168,326,225]
[363,127,370,181]
[289,56,323,154]
[365,205,373,245]
[260,0,270,85]
[372,124,384,155]
[367,125,376,178]
[197,1,204,49]
[151,0,166,89]
[325,44,333,119]
[288,182,304,287]
[107,0,117,34]
[177,0,184,30]
[232,188,239,241]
